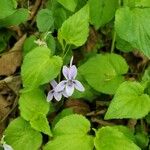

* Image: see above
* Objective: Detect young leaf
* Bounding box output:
[44,114,94,150]
[94,126,140,150]
[79,53,128,94]
[115,7,150,58]
[36,9,54,32]
[4,117,42,150]
[21,46,62,88]
[30,114,52,136]
[105,81,150,119]
[23,35,37,55]
[46,34,56,54]
[57,0,78,12]
[58,4,89,47]
[89,0,118,29]
[19,89,49,121]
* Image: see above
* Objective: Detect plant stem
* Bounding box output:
[58,44,71,82]
[63,45,71,59]
[110,31,116,53]
[110,0,122,53]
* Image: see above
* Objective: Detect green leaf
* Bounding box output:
[94,126,140,150]
[19,89,49,121]
[53,114,91,136]
[52,108,74,128]
[30,114,52,136]
[115,7,150,58]
[46,34,56,55]
[89,0,118,29]
[0,0,16,19]
[44,114,94,150]
[36,9,54,32]
[135,132,149,149]
[0,8,29,28]
[111,126,135,142]
[19,89,52,136]
[79,53,128,94]
[53,7,67,29]
[72,73,96,101]
[116,35,133,52]
[0,29,12,53]
[58,4,89,47]
[21,46,62,88]
[23,35,37,55]
[137,0,150,7]
[4,117,42,150]
[124,0,150,7]
[57,0,78,12]
[44,135,93,150]
[105,81,150,119]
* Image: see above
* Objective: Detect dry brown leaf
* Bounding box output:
[84,27,99,52]
[0,95,11,120]
[0,34,26,76]
[65,99,90,115]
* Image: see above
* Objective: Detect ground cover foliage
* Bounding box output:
[0,0,150,149]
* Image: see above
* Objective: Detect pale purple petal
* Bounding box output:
[68,65,77,80]
[74,80,85,92]
[55,80,67,92]
[50,80,57,88]
[62,90,69,98]
[54,92,62,101]
[66,83,74,96]
[3,144,13,150]
[62,66,69,79]
[47,91,54,102]
[70,56,74,67]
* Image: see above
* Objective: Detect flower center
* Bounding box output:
[68,80,73,86]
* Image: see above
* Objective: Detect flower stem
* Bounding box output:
[110,31,116,53]
[63,45,71,59]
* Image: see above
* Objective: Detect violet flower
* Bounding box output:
[55,57,85,96]
[47,80,68,102]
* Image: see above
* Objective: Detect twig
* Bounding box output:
[0,76,14,84]
[127,119,137,130]
[29,0,43,25]
[0,96,19,124]
[91,118,115,126]
[86,109,106,116]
